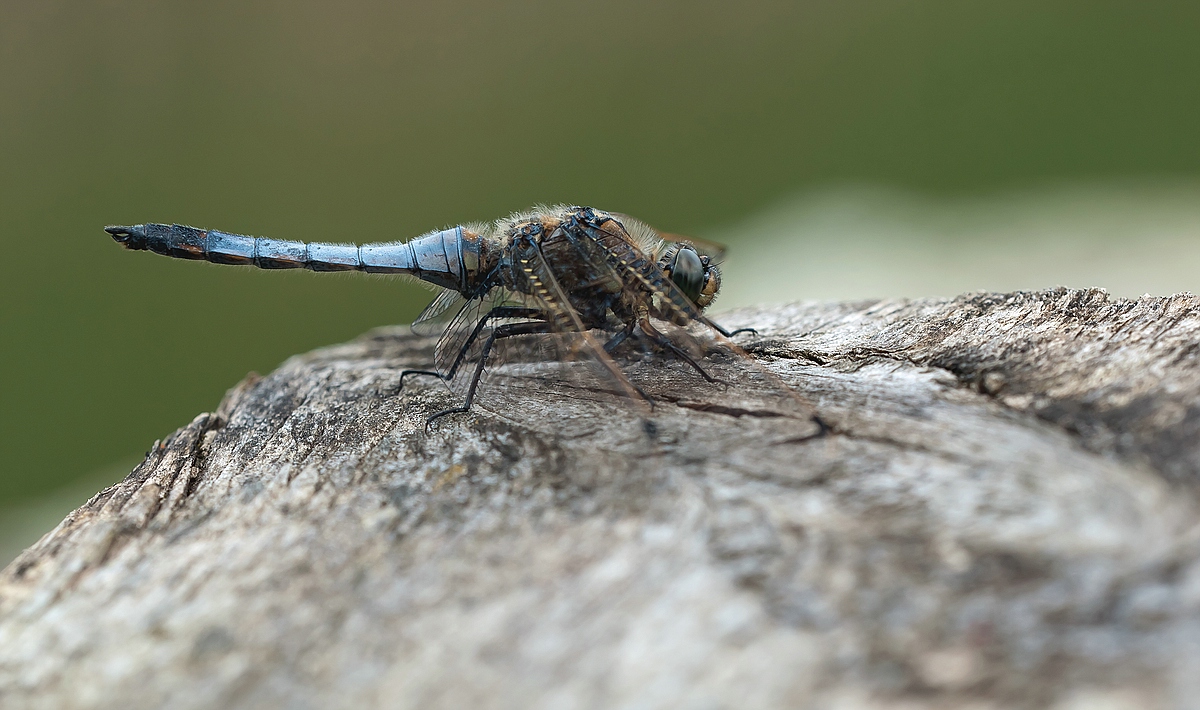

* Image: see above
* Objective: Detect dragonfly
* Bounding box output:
[104,205,764,424]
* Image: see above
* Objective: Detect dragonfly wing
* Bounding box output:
[432,286,537,395]
[578,214,815,419]
[561,213,714,342]
[609,211,727,262]
[412,289,467,338]
[665,234,727,263]
[510,242,649,405]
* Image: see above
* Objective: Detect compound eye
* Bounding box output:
[668,245,705,305]
[697,266,721,308]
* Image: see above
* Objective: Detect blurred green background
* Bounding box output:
[3,1,1200,561]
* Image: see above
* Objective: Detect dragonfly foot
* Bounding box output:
[399,369,444,389]
[424,406,468,431]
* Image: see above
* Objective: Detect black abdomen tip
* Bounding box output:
[104,224,147,249]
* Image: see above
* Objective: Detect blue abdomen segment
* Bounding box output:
[104,223,477,291]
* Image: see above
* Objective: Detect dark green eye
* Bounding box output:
[668,246,704,304]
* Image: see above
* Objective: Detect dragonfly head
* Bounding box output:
[658,243,721,310]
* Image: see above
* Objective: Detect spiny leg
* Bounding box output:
[425,320,552,427]
[639,318,726,385]
[400,306,546,387]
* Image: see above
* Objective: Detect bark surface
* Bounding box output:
[3,288,1200,710]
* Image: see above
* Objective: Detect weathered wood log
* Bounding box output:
[3,288,1200,709]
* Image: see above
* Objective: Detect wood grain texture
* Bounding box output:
[2,288,1199,710]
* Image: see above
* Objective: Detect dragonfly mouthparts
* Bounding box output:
[104,225,146,246]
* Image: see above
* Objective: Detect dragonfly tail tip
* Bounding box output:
[104,225,145,245]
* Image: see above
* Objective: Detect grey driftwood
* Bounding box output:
[3,288,1200,710]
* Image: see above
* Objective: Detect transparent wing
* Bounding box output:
[410,215,812,428]
[665,234,726,263]
[609,211,727,262]
[432,286,535,391]
[411,289,467,338]
[516,242,648,405]
[429,241,649,418]
[457,215,713,405]
[579,215,814,420]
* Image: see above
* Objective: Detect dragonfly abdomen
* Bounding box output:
[104,223,480,292]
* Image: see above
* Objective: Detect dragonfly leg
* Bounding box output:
[592,321,658,404]
[600,323,656,403]
[602,321,637,353]
[700,316,758,338]
[425,320,552,427]
[638,319,726,385]
[401,307,546,387]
